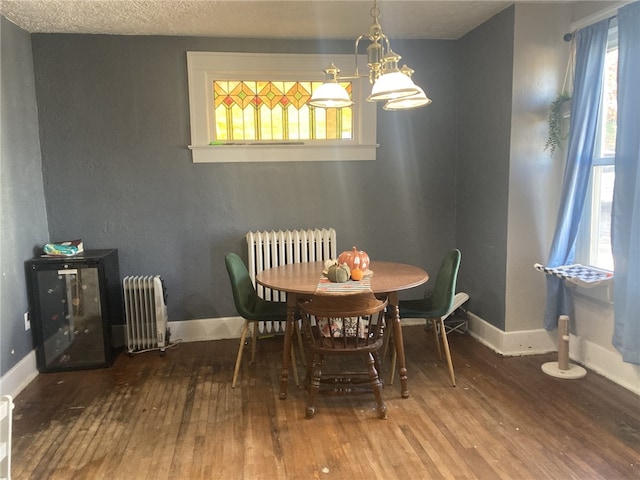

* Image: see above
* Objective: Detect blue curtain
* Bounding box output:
[544,19,610,330]
[612,1,640,365]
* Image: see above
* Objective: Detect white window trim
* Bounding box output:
[186,52,378,163]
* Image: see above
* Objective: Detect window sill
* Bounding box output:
[188,144,378,163]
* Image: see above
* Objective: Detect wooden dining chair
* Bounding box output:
[225,253,299,388]
[298,293,388,419]
[396,249,462,386]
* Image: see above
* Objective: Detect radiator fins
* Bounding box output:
[123,276,168,354]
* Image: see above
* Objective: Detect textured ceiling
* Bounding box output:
[0,0,515,40]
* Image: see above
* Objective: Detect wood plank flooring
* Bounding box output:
[10,325,640,479]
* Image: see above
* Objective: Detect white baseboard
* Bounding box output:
[0,350,38,399]
[167,317,245,343]
[1,317,247,399]
[570,335,640,396]
[5,314,637,399]
[112,317,246,347]
[467,312,640,396]
[467,311,557,355]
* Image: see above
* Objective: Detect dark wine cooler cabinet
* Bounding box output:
[26,249,123,373]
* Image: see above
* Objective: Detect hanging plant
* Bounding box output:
[545,92,571,156]
[546,34,575,157]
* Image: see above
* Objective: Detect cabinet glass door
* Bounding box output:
[35,266,105,369]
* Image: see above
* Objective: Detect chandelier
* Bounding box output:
[309,0,431,111]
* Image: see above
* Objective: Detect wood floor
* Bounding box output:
[11,325,640,480]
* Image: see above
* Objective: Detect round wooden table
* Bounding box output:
[256,260,429,399]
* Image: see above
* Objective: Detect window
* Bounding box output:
[576,24,617,271]
[213,80,353,141]
[186,52,377,163]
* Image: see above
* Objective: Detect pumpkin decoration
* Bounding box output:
[327,263,351,283]
[350,268,364,281]
[338,246,370,273]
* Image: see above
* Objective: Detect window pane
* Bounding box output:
[598,47,618,157]
[577,28,617,272]
[212,80,353,142]
[590,165,614,271]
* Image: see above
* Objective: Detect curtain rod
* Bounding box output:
[564,13,617,42]
[563,1,629,40]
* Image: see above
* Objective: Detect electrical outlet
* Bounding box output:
[24,311,31,331]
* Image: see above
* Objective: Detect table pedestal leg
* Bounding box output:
[279,294,297,400]
[388,292,409,398]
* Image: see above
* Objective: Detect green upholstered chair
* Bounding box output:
[225,253,298,388]
[398,249,462,386]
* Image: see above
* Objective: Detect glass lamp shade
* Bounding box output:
[309,82,354,108]
[366,71,421,102]
[383,87,432,110]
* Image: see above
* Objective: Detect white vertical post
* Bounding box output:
[557,314,570,371]
[0,395,13,480]
[541,315,587,379]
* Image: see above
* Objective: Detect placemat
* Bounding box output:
[315,276,372,295]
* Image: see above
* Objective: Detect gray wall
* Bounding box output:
[455,7,514,330]
[506,4,573,332]
[1,7,519,378]
[4,3,634,393]
[29,35,458,324]
[0,17,49,377]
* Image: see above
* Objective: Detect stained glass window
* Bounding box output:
[212,80,353,142]
[186,52,376,163]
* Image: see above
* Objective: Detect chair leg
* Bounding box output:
[389,348,397,386]
[250,321,259,364]
[438,317,456,387]
[381,324,392,362]
[291,345,300,387]
[367,353,387,419]
[306,354,323,419]
[386,323,397,385]
[390,318,451,386]
[304,345,313,391]
[232,319,250,388]
[431,318,443,360]
[295,320,306,366]
[373,351,384,382]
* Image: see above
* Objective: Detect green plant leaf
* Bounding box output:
[545,92,571,156]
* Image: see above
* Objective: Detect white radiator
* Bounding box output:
[246,228,337,332]
[123,276,168,353]
[0,395,13,480]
